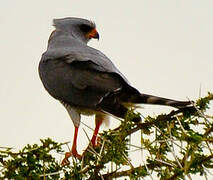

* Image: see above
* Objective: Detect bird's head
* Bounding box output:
[52,17,99,43]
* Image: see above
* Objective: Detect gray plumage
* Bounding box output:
[39,17,191,127]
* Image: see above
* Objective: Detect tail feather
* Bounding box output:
[127,93,192,108]
[99,94,141,122]
[99,86,192,121]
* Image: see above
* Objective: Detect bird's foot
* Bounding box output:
[83,137,101,156]
[90,135,101,148]
[95,136,101,147]
[61,150,82,166]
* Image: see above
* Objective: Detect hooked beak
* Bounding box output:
[93,31,99,40]
[87,28,99,40]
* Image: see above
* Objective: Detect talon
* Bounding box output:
[61,152,72,166]
[61,151,82,166]
[74,152,82,160]
[96,136,101,147]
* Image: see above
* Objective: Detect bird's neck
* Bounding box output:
[48,30,89,49]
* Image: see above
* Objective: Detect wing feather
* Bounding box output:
[39,56,124,109]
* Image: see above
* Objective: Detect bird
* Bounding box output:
[39,17,191,163]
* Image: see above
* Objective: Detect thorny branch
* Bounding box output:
[0,93,212,179]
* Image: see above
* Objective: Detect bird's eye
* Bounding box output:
[79,24,93,33]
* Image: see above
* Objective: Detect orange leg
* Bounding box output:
[71,126,81,158]
[90,114,103,147]
[61,126,81,165]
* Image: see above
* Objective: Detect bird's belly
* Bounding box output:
[76,107,99,116]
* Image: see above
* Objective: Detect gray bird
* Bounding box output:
[39,17,191,163]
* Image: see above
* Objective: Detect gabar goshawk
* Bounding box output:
[39,17,191,164]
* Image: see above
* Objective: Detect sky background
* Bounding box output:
[0,1,213,179]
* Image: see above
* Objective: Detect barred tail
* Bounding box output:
[128,93,192,108]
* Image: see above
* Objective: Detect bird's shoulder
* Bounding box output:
[41,42,130,84]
